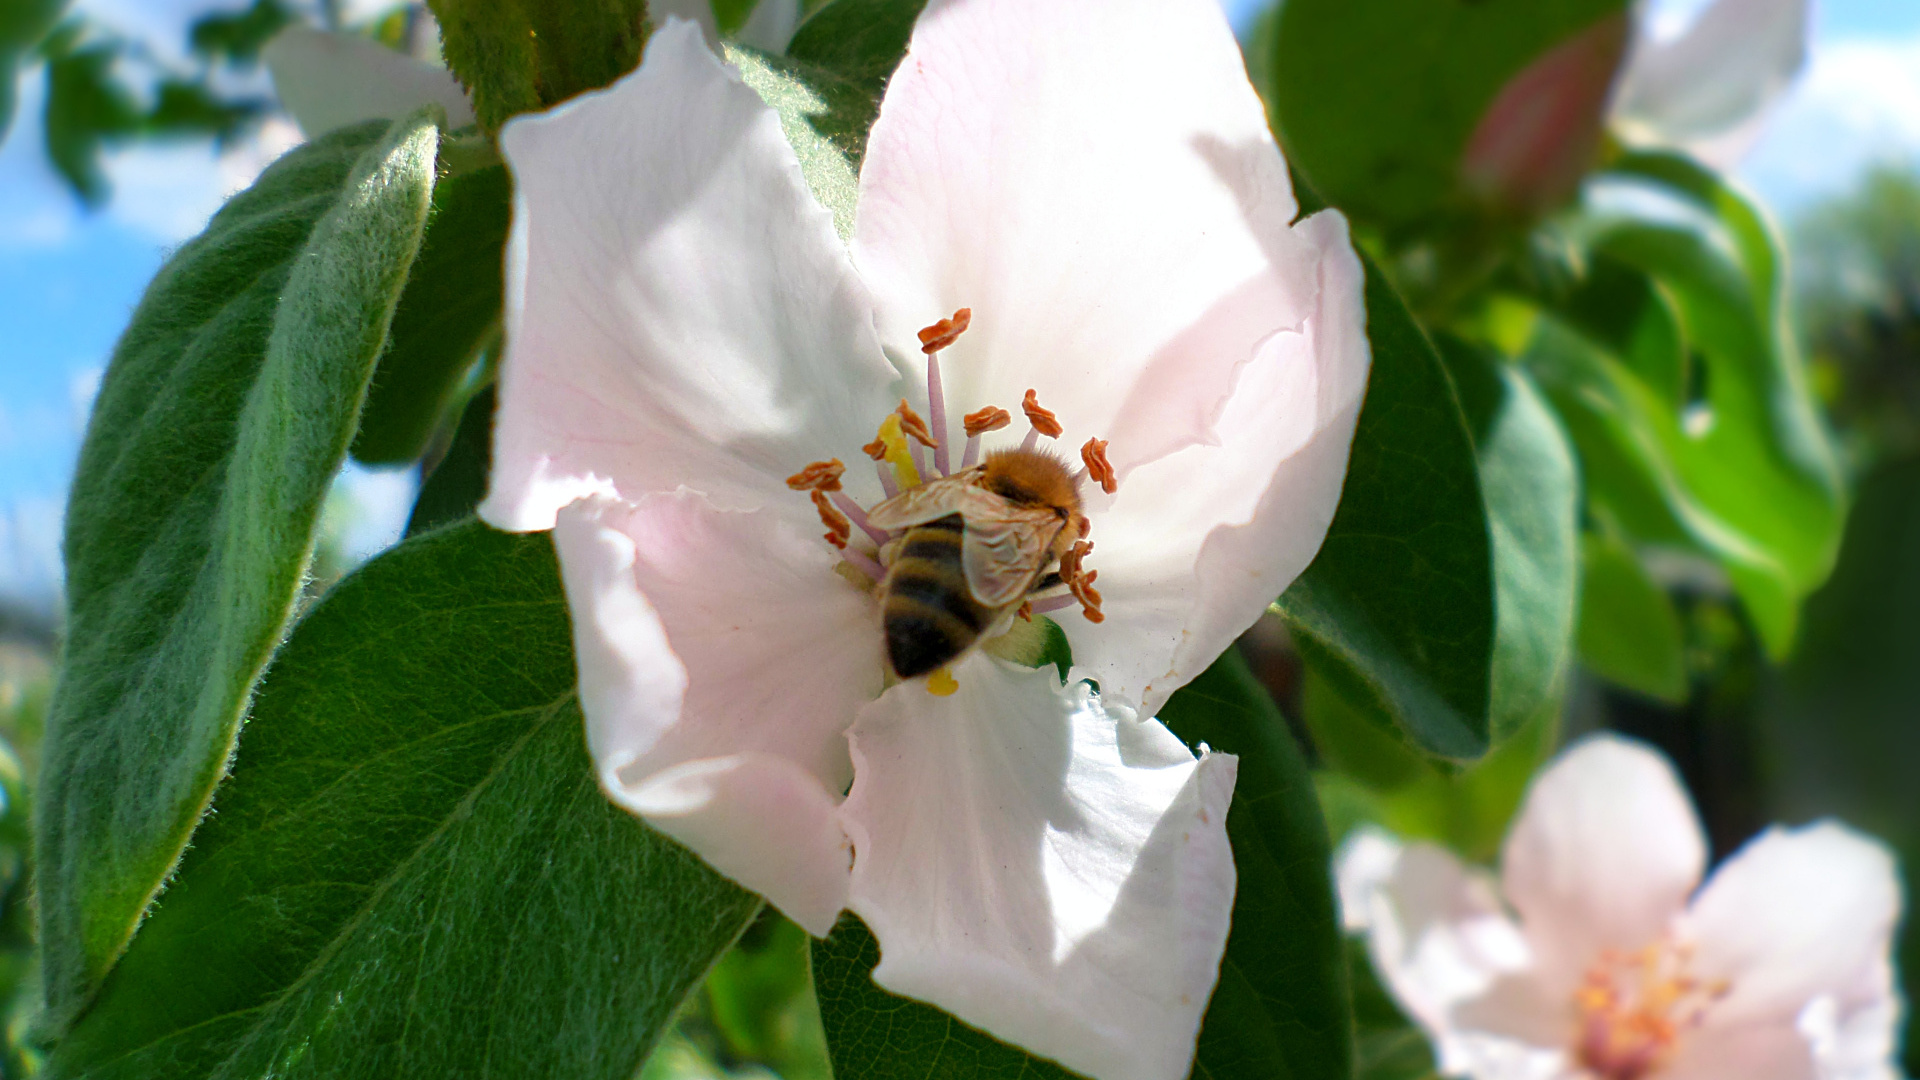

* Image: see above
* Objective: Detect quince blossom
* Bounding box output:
[477,1,1369,1077]
[1612,0,1809,169]
[1339,735,1902,1080]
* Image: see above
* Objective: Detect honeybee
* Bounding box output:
[865,448,1084,679]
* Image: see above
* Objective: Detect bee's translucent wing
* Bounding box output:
[962,507,1062,608]
[866,471,983,530]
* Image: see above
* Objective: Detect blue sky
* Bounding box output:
[3,0,1920,609]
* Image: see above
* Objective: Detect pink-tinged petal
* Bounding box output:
[852,0,1320,477]
[1500,735,1705,984]
[1611,0,1809,169]
[1334,829,1553,1077]
[1665,1023,1817,1080]
[1798,957,1904,1080]
[263,26,475,137]
[1061,211,1368,714]
[482,20,898,532]
[1682,822,1901,1029]
[553,492,883,933]
[841,660,1235,1080]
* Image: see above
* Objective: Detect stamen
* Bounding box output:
[928,353,950,476]
[1573,941,1729,1080]
[1022,389,1063,439]
[786,458,846,492]
[876,460,899,499]
[894,400,938,449]
[871,412,921,490]
[917,307,972,353]
[926,667,960,696]
[1078,437,1117,495]
[1058,540,1104,622]
[962,406,1010,470]
[811,489,852,549]
[862,437,888,461]
[1016,600,1033,622]
[840,547,884,582]
[1029,594,1079,615]
[832,491,891,547]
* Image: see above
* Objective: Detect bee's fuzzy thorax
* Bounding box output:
[978,447,1082,516]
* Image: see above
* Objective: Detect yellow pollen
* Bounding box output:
[874,413,921,489]
[926,667,959,696]
[1572,942,1728,1080]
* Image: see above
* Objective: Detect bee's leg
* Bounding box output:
[1034,571,1065,591]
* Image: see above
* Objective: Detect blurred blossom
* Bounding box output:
[1462,14,1630,213]
[1339,735,1903,1080]
[1612,0,1811,169]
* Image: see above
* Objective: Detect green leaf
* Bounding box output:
[40,35,142,206]
[700,910,833,1080]
[35,114,438,1030]
[1575,531,1687,703]
[1265,0,1626,230]
[727,45,873,240]
[1158,649,1352,1080]
[353,163,511,465]
[428,0,648,132]
[1438,339,1579,741]
[406,383,496,537]
[0,0,64,140]
[45,522,760,1079]
[786,0,922,89]
[813,650,1351,1080]
[1277,260,1497,761]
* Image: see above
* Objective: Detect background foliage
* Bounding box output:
[0,0,1916,1078]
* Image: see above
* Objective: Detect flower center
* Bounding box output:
[783,308,1116,690]
[1572,941,1729,1080]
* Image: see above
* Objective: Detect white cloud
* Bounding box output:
[1738,32,1920,210]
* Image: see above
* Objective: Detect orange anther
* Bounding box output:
[785,459,846,492]
[811,489,851,549]
[963,405,1012,438]
[1080,437,1117,495]
[917,307,972,353]
[862,437,889,461]
[895,399,938,448]
[1016,600,1033,622]
[1022,389,1062,438]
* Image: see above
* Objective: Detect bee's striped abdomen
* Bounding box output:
[881,514,994,678]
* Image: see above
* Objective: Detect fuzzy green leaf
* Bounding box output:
[45,522,759,1079]
[352,162,510,465]
[35,114,438,1030]
[1276,260,1497,761]
[427,0,648,133]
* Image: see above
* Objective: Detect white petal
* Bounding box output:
[553,492,883,933]
[1611,0,1809,169]
[1334,829,1545,1076]
[482,20,899,533]
[1682,822,1901,1029]
[1798,957,1904,1080]
[852,0,1321,478]
[1061,211,1368,714]
[1499,735,1705,984]
[841,660,1235,1080]
[1666,1024,1817,1080]
[263,26,475,138]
